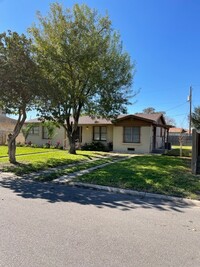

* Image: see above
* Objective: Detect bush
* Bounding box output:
[81,141,111,152]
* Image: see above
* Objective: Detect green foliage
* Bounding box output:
[29,3,134,153]
[42,121,58,140]
[81,141,107,151]
[191,106,200,130]
[0,31,46,162]
[166,148,192,157]
[81,141,113,152]
[22,123,35,141]
[0,31,41,115]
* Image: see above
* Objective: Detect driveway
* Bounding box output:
[1,175,200,267]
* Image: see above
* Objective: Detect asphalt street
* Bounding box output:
[1,175,200,267]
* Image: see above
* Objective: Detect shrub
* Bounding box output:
[81,141,109,152]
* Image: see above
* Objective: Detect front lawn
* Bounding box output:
[0,146,106,174]
[0,146,53,158]
[76,155,200,200]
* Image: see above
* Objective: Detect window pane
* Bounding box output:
[93,126,107,141]
[124,127,132,142]
[94,133,100,140]
[132,127,140,143]
[101,133,107,141]
[124,127,140,143]
[101,127,107,134]
[30,126,39,135]
[43,127,48,139]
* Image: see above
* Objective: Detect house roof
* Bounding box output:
[25,113,169,127]
[135,113,164,122]
[169,127,187,133]
[0,115,17,124]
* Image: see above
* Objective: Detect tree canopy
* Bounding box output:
[191,106,200,130]
[0,31,43,163]
[29,3,134,154]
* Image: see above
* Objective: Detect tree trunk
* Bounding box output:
[7,134,17,164]
[68,134,76,154]
[7,107,27,164]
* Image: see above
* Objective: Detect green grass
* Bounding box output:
[166,146,192,157]
[0,146,107,174]
[0,146,53,158]
[1,146,200,200]
[172,145,192,150]
[34,157,119,182]
[76,155,200,200]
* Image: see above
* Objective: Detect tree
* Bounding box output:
[29,3,134,154]
[42,121,58,142]
[0,31,43,163]
[22,123,35,142]
[142,107,156,114]
[191,106,200,130]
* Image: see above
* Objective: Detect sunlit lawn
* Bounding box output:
[0,146,106,174]
[1,146,200,200]
[167,145,192,157]
[76,155,200,200]
[0,146,53,157]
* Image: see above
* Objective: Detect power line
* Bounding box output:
[164,102,188,112]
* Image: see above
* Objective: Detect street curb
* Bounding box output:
[66,182,200,207]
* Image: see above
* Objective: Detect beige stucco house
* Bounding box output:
[25,113,170,154]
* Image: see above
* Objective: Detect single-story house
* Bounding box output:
[25,113,170,154]
[169,127,187,135]
[0,110,24,145]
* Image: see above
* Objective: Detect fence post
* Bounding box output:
[191,129,197,174]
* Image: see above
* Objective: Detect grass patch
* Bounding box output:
[0,146,107,174]
[166,146,192,157]
[0,146,53,158]
[76,155,200,200]
[35,157,119,182]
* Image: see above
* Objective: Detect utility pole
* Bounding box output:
[188,86,192,135]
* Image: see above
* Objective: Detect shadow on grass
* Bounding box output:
[2,158,88,175]
[0,175,197,213]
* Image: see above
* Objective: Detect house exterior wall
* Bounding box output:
[26,125,67,147]
[81,125,113,145]
[113,126,152,153]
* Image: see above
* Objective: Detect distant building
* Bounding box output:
[0,110,24,145]
[168,127,191,146]
[169,127,187,136]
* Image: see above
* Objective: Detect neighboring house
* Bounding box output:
[0,110,24,145]
[25,113,170,154]
[169,127,187,135]
[168,127,192,146]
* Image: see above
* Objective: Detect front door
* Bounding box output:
[152,126,156,150]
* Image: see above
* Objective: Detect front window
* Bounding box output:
[123,127,140,143]
[93,126,107,141]
[30,126,39,135]
[42,126,48,139]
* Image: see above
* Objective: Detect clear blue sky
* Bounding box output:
[1,0,199,128]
